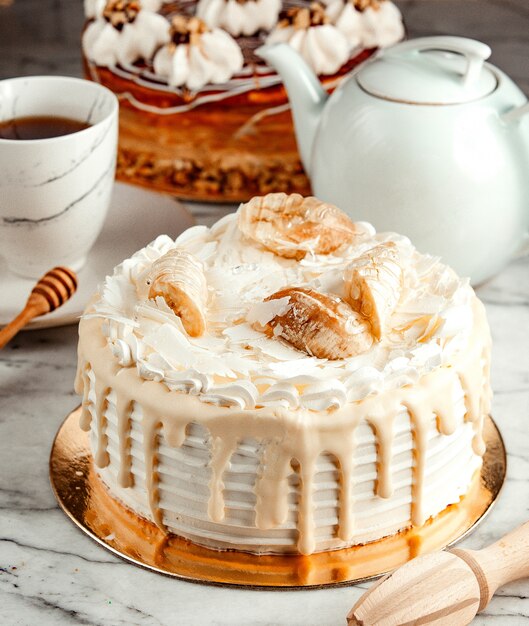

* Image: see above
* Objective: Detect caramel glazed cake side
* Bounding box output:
[85,58,354,201]
[74,297,491,557]
[82,0,383,199]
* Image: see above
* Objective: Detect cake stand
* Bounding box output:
[50,408,506,589]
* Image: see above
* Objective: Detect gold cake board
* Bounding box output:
[50,407,506,589]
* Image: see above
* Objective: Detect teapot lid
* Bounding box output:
[356,36,497,105]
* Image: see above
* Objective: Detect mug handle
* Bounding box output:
[384,36,491,87]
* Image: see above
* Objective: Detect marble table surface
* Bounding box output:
[1,1,529,625]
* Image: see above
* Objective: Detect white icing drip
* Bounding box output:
[92,391,484,553]
[87,212,476,413]
[197,0,281,37]
[153,29,243,89]
[83,10,170,66]
[266,21,350,76]
[86,50,345,116]
[336,0,404,50]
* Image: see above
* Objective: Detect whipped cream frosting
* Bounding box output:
[84,0,107,19]
[153,25,243,90]
[84,0,166,19]
[336,0,404,49]
[83,0,404,92]
[266,7,350,76]
[86,211,476,414]
[83,8,170,67]
[197,0,281,37]
[320,0,346,22]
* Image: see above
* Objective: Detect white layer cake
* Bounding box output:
[76,194,491,555]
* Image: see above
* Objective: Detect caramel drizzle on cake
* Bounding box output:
[76,298,491,555]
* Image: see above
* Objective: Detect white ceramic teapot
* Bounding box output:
[258,37,529,284]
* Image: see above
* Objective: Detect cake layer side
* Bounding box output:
[81,0,403,199]
[83,59,365,201]
[90,385,482,554]
[76,296,491,555]
[113,101,310,200]
[82,38,374,200]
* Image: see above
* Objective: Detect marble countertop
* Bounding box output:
[0,253,528,626]
[1,1,529,625]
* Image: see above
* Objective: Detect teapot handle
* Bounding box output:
[502,102,529,124]
[385,36,491,87]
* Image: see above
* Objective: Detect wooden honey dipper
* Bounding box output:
[0,266,78,348]
[348,520,529,625]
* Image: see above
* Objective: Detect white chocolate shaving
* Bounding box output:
[87,212,477,412]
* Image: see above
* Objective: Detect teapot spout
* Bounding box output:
[257,43,328,174]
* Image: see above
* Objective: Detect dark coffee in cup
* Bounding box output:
[0,115,90,140]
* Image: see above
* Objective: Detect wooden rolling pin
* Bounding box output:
[0,266,77,348]
[348,521,529,625]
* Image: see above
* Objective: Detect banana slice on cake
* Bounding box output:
[255,287,373,360]
[238,192,361,260]
[146,248,208,337]
[344,242,402,339]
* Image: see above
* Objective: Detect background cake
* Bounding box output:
[75,193,492,556]
[82,0,404,201]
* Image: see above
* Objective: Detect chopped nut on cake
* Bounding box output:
[103,0,141,30]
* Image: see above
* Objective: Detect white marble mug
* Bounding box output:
[0,76,118,278]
